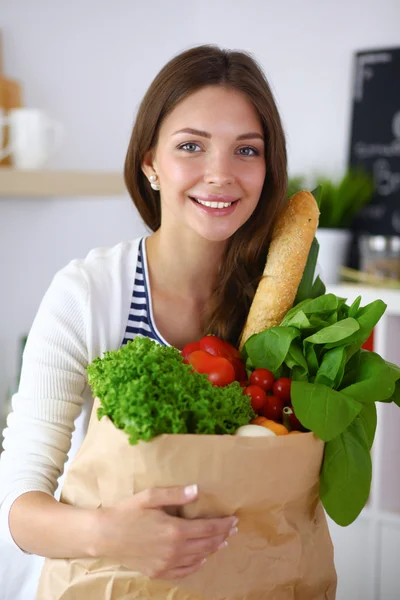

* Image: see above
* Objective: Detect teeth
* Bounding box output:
[195,198,233,208]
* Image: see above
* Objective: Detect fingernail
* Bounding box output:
[184,484,198,498]
[218,540,228,550]
[200,557,207,565]
[231,516,239,527]
[228,527,238,537]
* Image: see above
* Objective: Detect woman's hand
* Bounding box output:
[94,484,238,580]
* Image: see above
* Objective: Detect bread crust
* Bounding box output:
[239,191,319,350]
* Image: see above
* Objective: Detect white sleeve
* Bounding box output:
[0,262,89,550]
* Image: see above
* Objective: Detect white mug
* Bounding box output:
[0,108,64,169]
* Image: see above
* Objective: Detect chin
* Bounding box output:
[190,223,243,243]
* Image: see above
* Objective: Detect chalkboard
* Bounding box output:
[349,47,400,236]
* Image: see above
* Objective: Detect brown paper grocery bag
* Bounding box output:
[37,399,337,599]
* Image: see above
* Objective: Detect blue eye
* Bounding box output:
[179,143,201,152]
[237,146,259,156]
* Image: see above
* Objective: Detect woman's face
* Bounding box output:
[143,85,266,243]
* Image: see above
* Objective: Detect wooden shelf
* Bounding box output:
[0,167,127,197]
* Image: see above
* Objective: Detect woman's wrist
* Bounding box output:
[86,507,109,558]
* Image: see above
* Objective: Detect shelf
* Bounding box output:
[0,167,127,197]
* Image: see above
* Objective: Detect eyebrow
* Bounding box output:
[173,127,264,142]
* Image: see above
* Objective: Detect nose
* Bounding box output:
[204,153,235,187]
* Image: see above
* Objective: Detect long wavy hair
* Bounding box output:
[124,45,287,347]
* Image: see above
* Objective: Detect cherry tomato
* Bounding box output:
[199,335,242,361]
[243,385,267,413]
[273,377,292,404]
[260,395,284,422]
[181,341,201,361]
[187,350,235,387]
[249,368,275,393]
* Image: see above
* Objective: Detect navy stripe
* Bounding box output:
[120,237,167,349]
[130,301,146,310]
[128,313,149,324]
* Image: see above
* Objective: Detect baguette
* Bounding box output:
[239,190,319,350]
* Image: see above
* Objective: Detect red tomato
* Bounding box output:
[273,378,292,404]
[249,368,275,393]
[229,357,248,384]
[199,335,241,361]
[181,341,201,361]
[289,404,304,431]
[243,385,267,413]
[187,350,236,387]
[260,395,284,422]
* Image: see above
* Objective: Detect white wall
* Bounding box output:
[1,0,399,399]
[0,1,399,595]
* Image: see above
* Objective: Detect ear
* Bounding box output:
[141,150,158,180]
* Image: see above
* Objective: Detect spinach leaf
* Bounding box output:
[325,300,386,350]
[284,310,312,330]
[311,275,326,298]
[243,326,299,371]
[357,403,377,450]
[295,237,320,304]
[320,417,372,526]
[291,381,362,441]
[340,351,395,404]
[348,296,362,318]
[304,342,320,376]
[305,318,360,344]
[392,381,400,408]
[302,294,342,315]
[315,346,347,388]
[285,341,309,375]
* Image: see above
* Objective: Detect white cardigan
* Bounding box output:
[0,237,141,555]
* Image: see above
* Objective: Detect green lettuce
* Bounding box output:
[87,336,255,445]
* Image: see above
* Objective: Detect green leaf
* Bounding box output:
[311,185,322,208]
[282,294,338,326]
[285,341,309,375]
[315,347,347,388]
[304,342,320,375]
[357,403,377,450]
[348,296,362,318]
[325,300,386,350]
[284,310,312,329]
[295,237,320,304]
[392,381,400,408]
[386,360,400,381]
[320,418,372,526]
[305,318,360,344]
[311,275,326,298]
[243,327,299,371]
[291,381,362,441]
[340,351,395,403]
[302,294,342,315]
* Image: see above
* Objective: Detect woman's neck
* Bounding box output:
[145,229,226,303]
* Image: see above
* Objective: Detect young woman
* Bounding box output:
[0,44,287,593]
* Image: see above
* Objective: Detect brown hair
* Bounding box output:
[124,44,287,347]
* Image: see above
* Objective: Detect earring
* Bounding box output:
[149,174,161,191]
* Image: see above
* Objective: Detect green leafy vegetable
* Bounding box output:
[87,337,254,444]
[320,417,372,526]
[243,225,400,526]
[291,381,362,441]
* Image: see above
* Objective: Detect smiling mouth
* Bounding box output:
[189,196,239,208]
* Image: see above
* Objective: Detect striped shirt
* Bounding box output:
[122,237,170,347]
